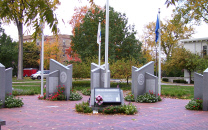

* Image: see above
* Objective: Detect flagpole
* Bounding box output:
[41,22,44,96]
[158,8,161,95]
[104,0,109,88]
[98,17,101,66]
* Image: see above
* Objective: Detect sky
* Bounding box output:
[2,0,208,42]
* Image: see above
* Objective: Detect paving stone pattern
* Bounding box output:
[1,94,208,130]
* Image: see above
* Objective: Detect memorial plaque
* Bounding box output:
[49,77,58,93]
[146,79,155,93]
[94,88,121,105]
[93,73,100,88]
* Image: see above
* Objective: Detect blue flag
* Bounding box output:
[155,15,160,43]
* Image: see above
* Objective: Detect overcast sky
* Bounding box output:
[2,0,208,41]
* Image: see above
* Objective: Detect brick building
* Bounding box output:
[23,34,72,62]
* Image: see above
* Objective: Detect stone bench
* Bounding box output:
[0,119,6,130]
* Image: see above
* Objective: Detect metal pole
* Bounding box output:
[41,23,44,96]
[98,18,101,66]
[158,8,161,95]
[104,0,109,88]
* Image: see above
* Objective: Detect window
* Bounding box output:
[203,45,207,57]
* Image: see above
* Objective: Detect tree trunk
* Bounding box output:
[17,22,23,80]
[127,76,129,85]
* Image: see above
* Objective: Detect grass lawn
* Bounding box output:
[161,85,194,99]
[12,78,194,99]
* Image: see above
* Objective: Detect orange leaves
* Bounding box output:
[65,47,81,62]
[69,5,103,35]
[43,38,64,69]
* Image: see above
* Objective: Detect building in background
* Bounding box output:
[23,34,72,63]
[180,37,208,83]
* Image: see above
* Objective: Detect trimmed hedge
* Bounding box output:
[72,80,131,90]
[162,78,169,82]
[173,79,187,84]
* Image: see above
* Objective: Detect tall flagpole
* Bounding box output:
[41,22,44,96]
[158,8,161,95]
[104,0,109,88]
[98,17,101,66]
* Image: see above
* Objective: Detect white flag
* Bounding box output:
[97,22,101,45]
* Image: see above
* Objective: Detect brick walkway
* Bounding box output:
[0,94,208,130]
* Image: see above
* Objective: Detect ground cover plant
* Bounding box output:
[75,101,138,115]
[124,92,135,102]
[136,90,162,103]
[75,101,93,113]
[69,89,83,101]
[5,94,24,108]
[81,88,91,96]
[185,98,203,110]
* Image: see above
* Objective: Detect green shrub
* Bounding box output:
[136,92,162,103]
[173,79,187,84]
[124,93,135,102]
[162,78,169,82]
[75,101,93,113]
[72,81,90,88]
[122,103,138,115]
[185,98,203,110]
[13,89,38,96]
[102,103,137,115]
[69,92,83,101]
[81,88,91,96]
[5,95,24,108]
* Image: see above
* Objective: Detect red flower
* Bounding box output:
[193,106,195,107]
[9,93,12,95]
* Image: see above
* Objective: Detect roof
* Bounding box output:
[180,37,208,43]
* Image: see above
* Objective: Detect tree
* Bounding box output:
[110,58,142,85]
[0,0,60,79]
[71,6,144,63]
[142,18,194,61]
[196,56,208,74]
[23,42,40,68]
[167,0,208,24]
[43,38,64,69]
[0,23,18,76]
[165,0,179,7]
[65,47,81,63]
[166,47,200,83]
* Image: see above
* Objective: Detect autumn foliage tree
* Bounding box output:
[0,0,60,79]
[71,5,144,63]
[166,47,200,83]
[142,17,194,61]
[42,38,64,69]
[65,47,81,63]
[110,58,142,85]
[168,0,208,25]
